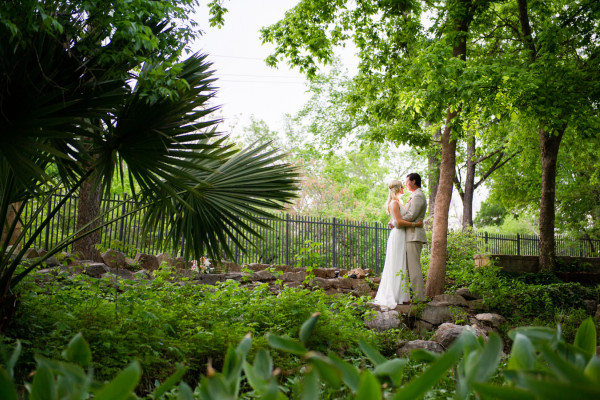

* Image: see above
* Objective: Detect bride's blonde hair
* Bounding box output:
[385,179,403,215]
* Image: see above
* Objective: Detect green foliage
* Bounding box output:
[293,240,323,283]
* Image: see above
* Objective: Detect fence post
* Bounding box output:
[235,229,239,264]
[44,197,52,250]
[374,222,379,274]
[516,233,521,255]
[118,193,127,242]
[484,231,488,252]
[285,213,290,266]
[332,217,336,269]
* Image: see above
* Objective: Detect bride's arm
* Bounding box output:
[392,201,423,228]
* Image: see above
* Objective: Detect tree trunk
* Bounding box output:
[72,178,103,261]
[428,127,442,224]
[538,126,565,270]
[426,109,458,298]
[462,136,476,229]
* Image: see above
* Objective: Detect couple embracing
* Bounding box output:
[374,173,427,308]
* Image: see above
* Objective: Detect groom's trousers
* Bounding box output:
[406,242,426,301]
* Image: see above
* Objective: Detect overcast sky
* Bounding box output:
[191,1,315,133]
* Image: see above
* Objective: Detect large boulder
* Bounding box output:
[434,323,487,349]
[397,340,444,357]
[84,262,110,278]
[101,249,126,269]
[430,294,468,307]
[23,248,40,259]
[134,253,159,272]
[474,313,506,329]
[282,271,307,283]
[420,304,453,326]
[455,287,481,300]
[365,310,401,331]
[156,253,172,267]
[347,268,367,279]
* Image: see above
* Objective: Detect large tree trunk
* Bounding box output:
[462,136,476,229]
[426,109,458,298]
[538,126,565,270]
[427,127,442,224]
[72,178,103,261]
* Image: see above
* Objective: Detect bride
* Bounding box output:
[374,179,423,308]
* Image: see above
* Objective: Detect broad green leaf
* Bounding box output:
[574,318,596,358]
[356,369,381,400]
[584,356,600,383]
[30,364,57,400]
[307,353,341,389]
[222,345,243,385]
[472,332,503,382]
[508,326,557,349]
[63,333,91,368]
[236,333,252,358]
[243,360,268,392]
[177,382,195,400]
[373,358,407,387]
[507,333,535,371]
[472,382,536,400]
[0,368,18,400]
[267,334,307,356]
[359,339,387,366]
[94,361,141,400]
[393,336,463,400]
[516,376,600,399]
[409,349,440,363]
[328,352,361,393]
[299,312,320,344]
[540,344,593,385]
[5,341,21,379]
[253,348,273,381]
[151,364,187,398]
[301,369,320,400]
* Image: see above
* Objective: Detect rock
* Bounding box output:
[285,281,304,289]
[420,304,453,326]
[156,253,172,267]
[84,262,109,278]
[23,248,40,259]
[434,323,486,349]
[395,304,418,317]
[107,267,134,280]
[312,277,333,290]
[42,256,60,267]
[101,249,126,269]
[124,257,138,270]
[351,280,373,296]
[347,268,367,278]
[282,271,307,282]
[173,257,187,269]
[467,299,487,312]
[134,253,159,272]
[313,268,337,279]
[430,294,468,307]
[475,313,506,328]
[583,299,597,315]
[133,270,153,280]
[455,287,481,300]
[253,270,276,281]
[365,310,401,331]
[331,277,353,289]
[397,340,444,357]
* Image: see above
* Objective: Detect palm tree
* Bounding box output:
[0,18,299,329]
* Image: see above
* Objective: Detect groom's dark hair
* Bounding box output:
[406,173,422,188]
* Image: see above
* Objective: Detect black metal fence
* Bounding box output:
[19,193,600,274]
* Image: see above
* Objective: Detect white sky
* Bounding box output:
[192,0,314,133]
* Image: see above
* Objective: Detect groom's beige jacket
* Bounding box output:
[403,188,427,243]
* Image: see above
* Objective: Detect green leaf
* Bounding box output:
[515,375,600,399]
[94,361,141,400]
[574,318,596,358]
[409,349,440,363]
[0,368,18,400]
[243,360,268,393]
[151,364,187,398]
[5,341,21,379]
[472,332,503,382]
[30,364,57,400]
[584,356,600,383]
[177,382,195,400]
[267,334,307,356]
[373,358,407,387]
[472,382,536,400]
[356,369,381,400]
[236,333,253,358]
[393,336,463,400]
[508,326,557,349]
[253,348,273,381]
[62,333,91,368]
[307,353,340,389]
[507,333,535,371]
[540,344,593,385]
[359,339,387,366]
[328,352,361,393]
[301,369,320,400]
[299,312,320,344]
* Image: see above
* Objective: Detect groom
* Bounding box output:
[402,173,427,301]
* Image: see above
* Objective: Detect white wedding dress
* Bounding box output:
[373,204,410,308]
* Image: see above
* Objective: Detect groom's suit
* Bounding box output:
[402,188,427,300]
